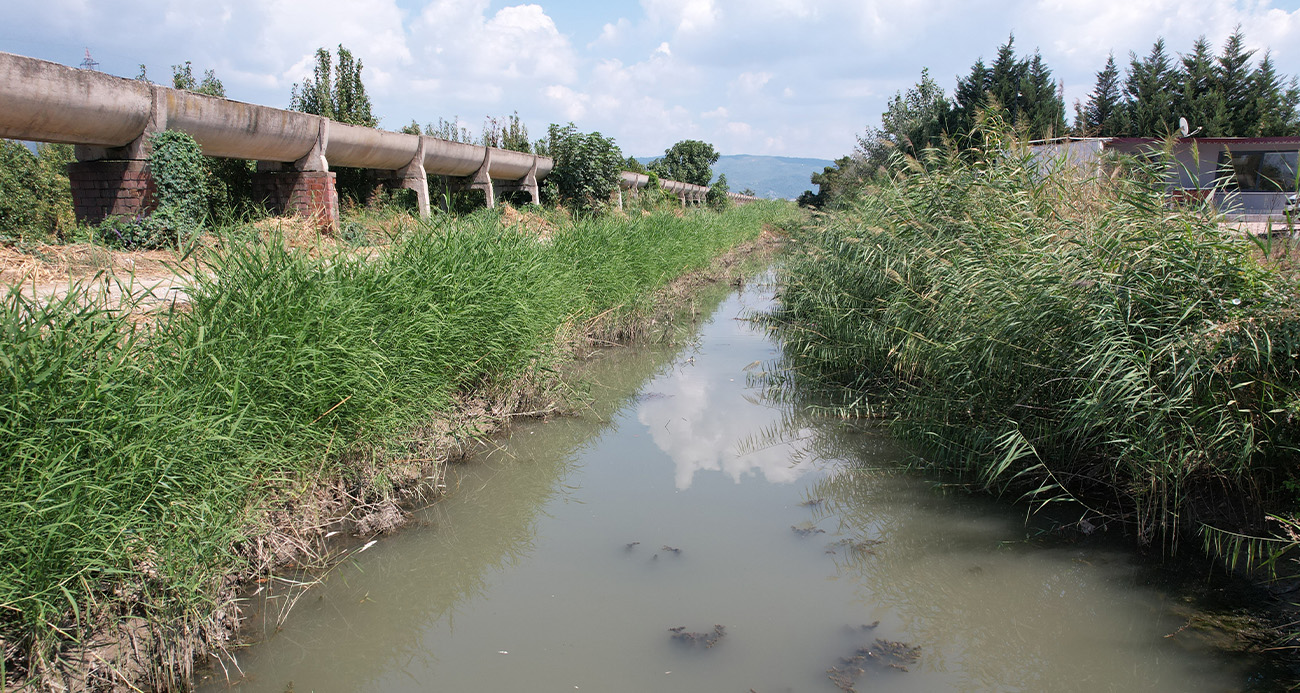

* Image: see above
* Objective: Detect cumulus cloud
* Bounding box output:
[7,0,1300,159]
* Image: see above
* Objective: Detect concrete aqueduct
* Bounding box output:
[0,51,754,231]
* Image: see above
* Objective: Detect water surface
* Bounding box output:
[202,278,1260,692]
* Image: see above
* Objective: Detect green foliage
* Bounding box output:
[541,123,624,214]
[290,46,378,204]
[171,61,225,97]
[0,141,74,242]
[290,45,377,127]
[706,173,731,210]
[0,202,787,685]
[649,139,719,187]
[797,156,869,210]
[481,112,531,153]
[1077,54,1125,136]
[766,124,1300,552]
[623,155,648,174]
[426,117,474,142]
[859,67,950,171]
[170,62,256,220]
[99,130,207,249]
[948,35,1066,141]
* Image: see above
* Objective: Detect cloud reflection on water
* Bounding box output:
[636,355,818,490]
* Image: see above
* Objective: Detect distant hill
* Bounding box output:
[635,154,834,200]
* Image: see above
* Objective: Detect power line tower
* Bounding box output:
[78,48,99,71]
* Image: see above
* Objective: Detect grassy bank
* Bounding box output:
[764,133,1300,557]
[0,201,798,689]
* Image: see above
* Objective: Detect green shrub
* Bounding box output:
[96,131,208,249]
[0,140,74,242]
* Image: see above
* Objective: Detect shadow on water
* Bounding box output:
[201,271,1289,692]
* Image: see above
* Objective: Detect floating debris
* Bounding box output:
[626,541,641,550]
[660,545,682,555]
[829,537,883,554]
[827,638,922,691]
[800,498,825,508]
[669,624,726,648]
[791,522,825,536]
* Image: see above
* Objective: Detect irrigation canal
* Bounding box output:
[199,274,1275,692]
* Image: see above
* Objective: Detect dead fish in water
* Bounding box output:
[792,522,825,536]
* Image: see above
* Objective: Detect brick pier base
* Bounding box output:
[253,170,339,233]
[68,160,156,225]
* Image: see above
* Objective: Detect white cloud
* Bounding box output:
[9,0,1300,160]
[642,0,721,33]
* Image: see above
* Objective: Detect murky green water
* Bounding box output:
[201,278,1266,692]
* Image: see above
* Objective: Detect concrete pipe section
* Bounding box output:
[0,49,723,223]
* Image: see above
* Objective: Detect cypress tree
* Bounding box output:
[1123,38,1176,136]
[1216,27,1257,136]
[1250,52,1297,136]
[1174,37,1227,136]
[989,34,1027,121]
[1082,53,1124,136]
[949,58,990,137]
[1021,51,1066,138]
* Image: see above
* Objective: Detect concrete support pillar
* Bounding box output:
[389,138,430,218]
[462,147,495,208]
[252,118,338,232]
[67,88,166,226]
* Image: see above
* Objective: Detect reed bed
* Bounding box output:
[764,130,1300,558]
[0,201,796,688]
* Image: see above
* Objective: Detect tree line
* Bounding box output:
[804,28,1300,208]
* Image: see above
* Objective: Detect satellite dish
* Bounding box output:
[1179,117,1190,137]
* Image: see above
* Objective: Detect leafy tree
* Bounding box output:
[1123,39,1177,136]
[798,156,867,209]
[400,121,422,135]
[1174,37,1227,136]
[481,112,531,153]
[427,117,473,143]
[290,45,377,127]
[622,156,647,174]
[1079,53,1125,136]
[859,67,949,170]
[706,173,730,209]
[1020,52,1067,138]
[542,123,624,213]
[988,35,1027,120]
[649,139,719,186]
[1250,52,1299,136]
[172,61,225,97]
[947,37,1064,141]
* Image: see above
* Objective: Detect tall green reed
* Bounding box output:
[765,127,1300,553]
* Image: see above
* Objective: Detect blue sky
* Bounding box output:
[4,1,1300,159]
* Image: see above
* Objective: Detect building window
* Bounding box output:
[1218,150,1300,192]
